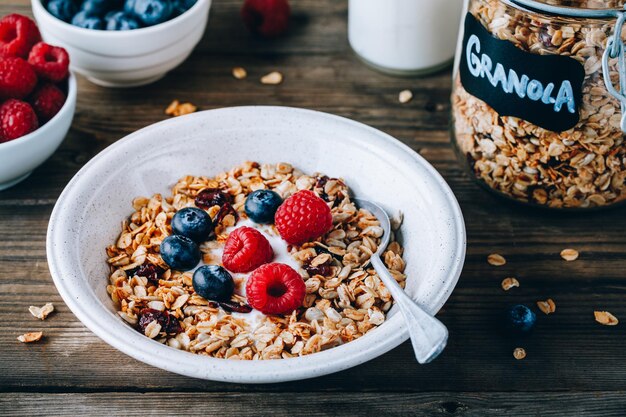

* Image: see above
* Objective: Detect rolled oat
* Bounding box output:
[594,310,619,325]
[17,331,43,343]
[28,303,54,320]
[488,253,506,266]
[501,277,519,291]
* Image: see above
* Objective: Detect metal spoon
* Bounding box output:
[353,198,448,364]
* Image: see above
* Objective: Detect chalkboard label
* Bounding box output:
[459,13,585,132]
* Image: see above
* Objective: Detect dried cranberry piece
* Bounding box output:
[305,264,332,277]
[315,176,329,189]
[195,189,232,209]
[134,263,164,285]
[539,31,553,48]
[137,308,182,334]
[218,301,253,313]
[215,202,239,224]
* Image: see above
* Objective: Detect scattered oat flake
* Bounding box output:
[165,100,197,117]
[594,311,619,326]
[260,71,283,85]
[513,347,526,360]
[488,253,506,266]
[560,248,579,261]
[29,303,54,320]
[537,298,556,315]
[17,331,43,343]
[232,66,247,80]
[398,89,413,104]
[501,277,519,291]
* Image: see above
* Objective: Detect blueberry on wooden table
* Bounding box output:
[244,189,283,224]
[171,207,213,243]
[193,265,235,302]
[503,304,537,336]
[160,235,200,271]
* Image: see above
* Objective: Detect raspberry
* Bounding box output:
[0,57,37,99]
[29,83,66,123]
[274,190,333,245]
[246,263,305,315]
[241,0,290,38]
[28,42,70,83]
[0,99,39,142]
[222,226,274,273]
[0,14,41,58]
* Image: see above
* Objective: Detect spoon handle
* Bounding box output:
[370,254,448,364]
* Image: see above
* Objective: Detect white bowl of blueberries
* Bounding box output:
[31,0,211,87]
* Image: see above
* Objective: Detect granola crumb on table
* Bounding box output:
[105,161,406,360]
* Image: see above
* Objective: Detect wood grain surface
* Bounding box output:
[1,0,626,416]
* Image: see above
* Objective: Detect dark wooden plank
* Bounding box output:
[3,392,626,417]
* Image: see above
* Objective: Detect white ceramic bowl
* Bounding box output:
[47,106,466,383]
[0,73,76,190]
[31,0,211,87]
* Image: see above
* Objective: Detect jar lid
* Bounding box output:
[509,0,625,18]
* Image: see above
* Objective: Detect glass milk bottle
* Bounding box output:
[348,0,465,75]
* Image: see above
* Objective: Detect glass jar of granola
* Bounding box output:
[451,0,626,209]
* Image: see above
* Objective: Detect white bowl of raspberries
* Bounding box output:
[32,0,211,87]
[0,13,75,190]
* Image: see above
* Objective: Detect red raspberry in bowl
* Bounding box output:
[0,99,38,142]
[30,83,66,123]
[28,42,70,83]
[0,57,37,99]
[275,190,333,245]
[246,263,305,315]
[0,14,41,58]
[222,226,274,273]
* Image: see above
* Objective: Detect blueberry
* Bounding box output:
[172,0,197,16]
[245,190,283,224]
[80,0,120,16]
[46,0,78,22]
[160,235,200,271]
[105,11,142,30]
[171,207,213,242]
[193,265,235,302]
[503,304,536,335]
[71,11,105,29]
[129,0,173,26]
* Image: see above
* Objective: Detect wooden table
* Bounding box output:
[2,1,626,415]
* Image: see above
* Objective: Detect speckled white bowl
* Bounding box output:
[47,106,465,383]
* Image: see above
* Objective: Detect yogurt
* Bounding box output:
[348,0,464,75]
[195,218,303,330]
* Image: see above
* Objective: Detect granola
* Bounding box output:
[452,0,626,208]
[105,162,406,360]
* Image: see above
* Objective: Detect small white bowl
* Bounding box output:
[31,0,212,87]
[47,106,466,383]
[0,73,76,190]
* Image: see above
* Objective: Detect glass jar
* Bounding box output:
[451,0,626,209]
